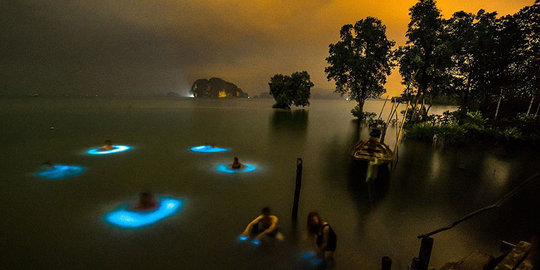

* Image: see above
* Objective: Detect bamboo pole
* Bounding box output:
[393,101,410,167]
[527,95,534,115]
[378,95,390,121]
[494,89,503,120]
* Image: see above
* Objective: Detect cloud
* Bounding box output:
[0,0,533,96]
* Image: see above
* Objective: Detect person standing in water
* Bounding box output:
[231,157,242,169]
[133,192,159,211]
[241,207,284,242]
[307,211,337,263]
[100,140,114,151]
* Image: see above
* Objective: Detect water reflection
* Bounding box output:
[321,120,391,206]
[270,109,309,136]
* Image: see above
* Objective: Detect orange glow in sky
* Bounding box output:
[2,0,535,96]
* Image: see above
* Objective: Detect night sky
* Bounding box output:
[1,0,533,97]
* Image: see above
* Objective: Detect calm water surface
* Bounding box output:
[0,97,538,269]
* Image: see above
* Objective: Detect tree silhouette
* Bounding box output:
[395,0,452,117]
[325,17,395,119]
[269,71,313,109]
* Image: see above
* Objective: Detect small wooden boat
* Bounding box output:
[351,127,394,164]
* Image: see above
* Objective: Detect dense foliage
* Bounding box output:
[395,0,539,121]
[405,111,540,145]
[396,0,540,145]
[395,0,452,117]
[325,17,395,118]
[268,71,314,109]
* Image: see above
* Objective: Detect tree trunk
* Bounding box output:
[356,87,367,118]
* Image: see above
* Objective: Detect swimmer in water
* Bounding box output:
[231,157,242,169]
[307,211,337,264]
[241,207,284,242]
[42,161,54,168]
[133,192,159,211]
[100,140,114,151]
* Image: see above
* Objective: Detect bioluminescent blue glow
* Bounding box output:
[188,93,195,98]
[251,239,261,246]
[190,145,229,153]
[238,236,248,241]
[105,197,183,228]
[35,164,85,179]
[216,163,257,174]
[300,251,324,266]
[87,145,131,155]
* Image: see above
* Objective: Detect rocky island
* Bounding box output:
[190,78,248,98]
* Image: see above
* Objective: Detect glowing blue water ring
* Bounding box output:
[87,145,131,155]
[35,164,85,179]
[216,163,257,174]
[300,251,324,266]
[238,236,248,241]
[237,236,260,246]
[105,197,183,228]
[190,145,229,153]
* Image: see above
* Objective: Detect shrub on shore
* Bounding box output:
[404,110,540,145]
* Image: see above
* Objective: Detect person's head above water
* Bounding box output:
[104,140,112,146]
[139,192,156,206]
[234,157,239,162]
[43,161,53,167]
[307,211,322,234]
[261,206,271,216]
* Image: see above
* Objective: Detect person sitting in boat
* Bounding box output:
[100,140,114,151]
[307,211,337,264]
[241,207,283,241]
[231,157,242,169]
[133,192,159,211]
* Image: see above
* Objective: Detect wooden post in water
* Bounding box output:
[291,158,303,223]
[418,237,434,270]
[381,256,392,270]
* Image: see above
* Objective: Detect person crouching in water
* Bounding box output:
[307,211,337,264]
[133,192,159,211]
[231,157,242,169]
[241,207,284,242]
[100,140,114,151]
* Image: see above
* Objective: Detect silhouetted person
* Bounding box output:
[307,211,337,263]
[42,161,54,168]
[241,207,283,241]
[100,140,114,151]
[231,157,242,169]
[133,192,159,211]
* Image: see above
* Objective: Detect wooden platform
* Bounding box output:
[440,250,491,270]
[440,241,533,270]
[494,241,532,270]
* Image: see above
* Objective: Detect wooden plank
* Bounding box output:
[494,241,532,270]
[515,259,533,270]
[440,250,491,270]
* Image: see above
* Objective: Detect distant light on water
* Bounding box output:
[105,197,183,228]
[216,163,257,174]
[190,145,229,153]
[35,164,85,179]
[87,145,131,155]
